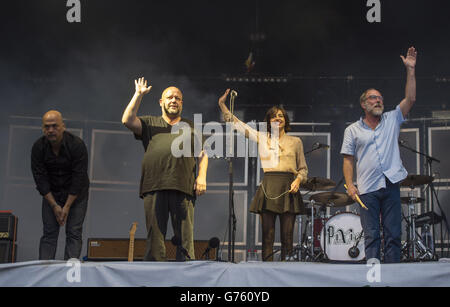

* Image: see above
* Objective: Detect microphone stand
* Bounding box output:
[304,144,327,155]
[399,141,440,164]
[399,141,449,258]
[227,92,237,262]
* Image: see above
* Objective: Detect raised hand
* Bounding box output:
[135,77,152,95]
[218,89,230,106]
[218,89,233,122]
[400,47,417,69]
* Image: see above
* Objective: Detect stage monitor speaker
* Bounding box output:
[0,212,18,241]
[87,238,217,261]
[0,241,17,263]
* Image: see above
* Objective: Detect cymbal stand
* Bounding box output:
[402,214,434,261]
[310,200,315,259]
[403,189,434,261]
[293,215,308,261]
[308,203,328,263]
[399,141,445,258]
[406,188,418,260]
[318,204,329,262]
[293,200,315,262]
[300,144,333,262]
[418,225,435,260]
[316,177,344,262]
[295,214,303,261]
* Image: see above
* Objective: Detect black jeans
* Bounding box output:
[39,192,88,260]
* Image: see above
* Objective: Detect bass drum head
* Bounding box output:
[320,212,365,262]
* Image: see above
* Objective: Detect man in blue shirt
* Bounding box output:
[341,47,417,263]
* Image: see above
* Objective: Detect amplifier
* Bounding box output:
[87,238,217,261]
[0,240,17,263]
[0,212,18,241]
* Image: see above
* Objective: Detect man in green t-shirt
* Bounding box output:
[122,77,208,261]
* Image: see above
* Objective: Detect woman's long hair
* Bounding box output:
[263,105,291,136]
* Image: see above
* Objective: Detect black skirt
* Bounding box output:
[250,172,305,215]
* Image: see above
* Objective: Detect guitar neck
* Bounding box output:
[128,234,136,262]
[128,222,138,262]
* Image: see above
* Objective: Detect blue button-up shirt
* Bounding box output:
[340,105,408,195]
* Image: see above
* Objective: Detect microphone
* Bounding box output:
[171,235,191,260]
[348,232,363,259]
[313,142,330,149]
[202,237,220,260]
[348,246,360,258]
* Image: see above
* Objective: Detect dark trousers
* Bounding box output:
[39,193,88,260]
[143,190,195,261]
[260,211,296,261]
[359,179,402,263]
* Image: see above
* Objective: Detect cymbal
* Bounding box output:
[309,192,354,208]
[401,196,425,204]
[400,175,434,187]
[303,177,336,191]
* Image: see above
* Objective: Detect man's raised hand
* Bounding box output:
[400,47,417,69]
[135,77,152,95]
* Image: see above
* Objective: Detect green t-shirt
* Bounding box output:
[135,116,202,198]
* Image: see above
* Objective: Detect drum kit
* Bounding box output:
[292,177,365,263]
[289,174,440,263]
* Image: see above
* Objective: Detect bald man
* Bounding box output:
[31,111,89,260]
[122,78,208,261]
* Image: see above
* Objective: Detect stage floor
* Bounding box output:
[0,259,449,287]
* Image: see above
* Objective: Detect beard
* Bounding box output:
[164,104,181,117]
[365,102,384,116]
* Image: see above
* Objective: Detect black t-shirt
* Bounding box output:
[135,116,203,198]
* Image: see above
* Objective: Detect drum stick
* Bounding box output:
[344,184,368,210]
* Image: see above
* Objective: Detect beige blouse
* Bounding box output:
[225,112,308,184]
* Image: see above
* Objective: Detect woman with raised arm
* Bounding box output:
[218,89,308,261]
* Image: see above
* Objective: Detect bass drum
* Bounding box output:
[320,212,365,262]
